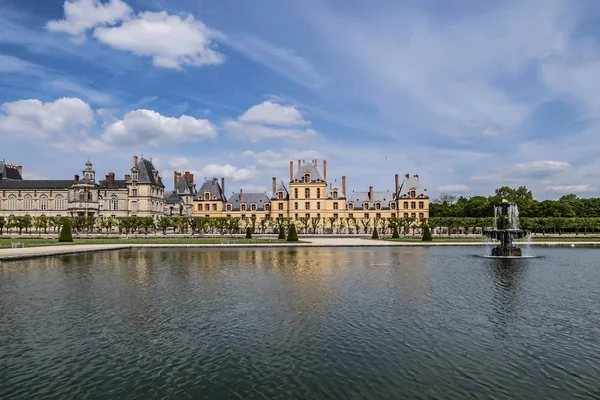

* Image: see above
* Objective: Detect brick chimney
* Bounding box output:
[16,165,22,177]
[174,171,179,190]
[189,174,194,184]
[239,188,243,203]
[272,177,277,195]
[212,177,217,186]
[395,174,399,196]
[289,161,294,181]
[184,171,191,185]
[369,186,374,201]
[108,172,115,188]
[125,174,131,181]
[297,159,301,171]
[74,174,79,183]
[132,155,138,168]
[323,160,327,182]
[221,177,225,198]
[342,176,346,197]
[313,159,317,167]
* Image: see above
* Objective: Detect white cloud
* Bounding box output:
[0,54,42,74]
[514,161,572,175]
[545,185,598,193]
[199,164,256,181]
[101,109,217,147]
[225,101,316,142]
[93,11,223,68]
[47,0,132,37]
[46,79,114,105]
[0,97,94,138]
[438,184,470,193]
[239,101,309,126]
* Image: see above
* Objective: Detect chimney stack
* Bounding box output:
[369,185,374,201]
[395,174,399,196]
[174,171,179,190]
[289,161,294,181]
[185,171,191,184]
[212,177,217,186]
[297,159,301,171]
[16,165,22,177]
[132,155,138,168]
[342,176,346,197]
[189,173,194,184]
[221,177,225,197]
[239,188,243,203]
[125,174,131,181]
[323,160,327,182]
[313,159,317,167]
[108,172,115,188]
[272,177,277,195]
[74,174,79,182]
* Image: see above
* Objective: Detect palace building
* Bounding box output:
[188,159,429,222]
[0,156,165,219]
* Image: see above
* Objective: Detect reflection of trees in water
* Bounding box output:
[486,259,527,338]
[387,248,431,302]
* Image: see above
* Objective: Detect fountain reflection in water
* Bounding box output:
[483,200,532,258]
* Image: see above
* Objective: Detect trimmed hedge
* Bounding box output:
[371,227,379,239]
[278,226,286,240]
[392,225,400,239]
[422,225,433,241]
[58,220,73,242]
[245,227,252,239]
[287,224,299,242]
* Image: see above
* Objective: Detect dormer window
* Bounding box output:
[204,192,210,200]
[390,202,396,210]
[303,173,311,183]
[333,190,338,199]
[348,202,354,210]
[375,202,382,210]
[240,204,247,211]
[250,203,257,211]
[132,171,138,181]
[363,202,370,210]
[265,204,271,211]
[226,203,232,211]
[277,191,284,200]
[410,190,416,198]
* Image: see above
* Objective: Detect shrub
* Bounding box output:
[422,225,433,242]
[58,220,73,242]
[245,227,252,239]
[371,227,379,239]
[287,224,299,242]
[278,226,286,240]
[392,225,400,239]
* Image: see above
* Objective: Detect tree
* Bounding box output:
[245,227,252,239]
[360,218,371,234]
[287,223,299,242]
[310,217,320,234]
[58,219,73,242]
[392,224,399,239]
[422,225,433,241]
[560,193,578,202]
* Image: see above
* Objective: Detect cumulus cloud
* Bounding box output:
[47,1,223,69]
[101,109,217,147]
[225,101,316,142]
[199,164,256,182]
[438,184,470,193]
[545,185,598,193]
[0,97,94,138]
[47,0,132,37]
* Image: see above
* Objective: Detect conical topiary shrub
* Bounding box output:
[422,225,433,242]
[287,224,299,242]
[58,219,73,243]
[245,227,252,239]
[392,225,400,239]
[372,227,379,239]
[278,226,286,240]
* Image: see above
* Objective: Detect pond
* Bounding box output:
[1,247,599,399]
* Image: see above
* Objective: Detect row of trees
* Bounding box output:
[432,186,600,218]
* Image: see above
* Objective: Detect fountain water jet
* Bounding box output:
[483,200,530,257]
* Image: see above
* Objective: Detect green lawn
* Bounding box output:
[0,237,290,249]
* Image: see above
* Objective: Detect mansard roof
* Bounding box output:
[195,179,225,201]
[0,161,22,180]
[227,192,271,211]
[396,174,428,199]
[327,180,346,198]
[136,158,165,187]
[0,180,74,189]
[292,163,324,182]
[176,175,195,195]
[164,191,182,204]
[348,190,394,210]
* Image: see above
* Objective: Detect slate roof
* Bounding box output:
[0,161,22,180]
[99,179,127,189]
[0,180,74,189]
[135,158,165,187]
[227,192,271,211]
[271,181,289,200]
[292,163,324,182]
[176,175,196,196]
[195,179,225,201]
[396,175,428,199]
[327,180,346,198]
[164,191,182,204]
[348,190,394,210]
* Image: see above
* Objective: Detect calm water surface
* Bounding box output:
[1,247,599,399]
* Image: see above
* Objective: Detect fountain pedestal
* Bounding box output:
[483,200,530,257]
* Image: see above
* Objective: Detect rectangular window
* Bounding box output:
[317,188,321,198]
[294,202,298,210]
[132,201,138,212]
[305,188,310,198]
[364,213,369,219]
[305,213,310,218]
[278,203,284,210]
[411,213,416,218]
[404,202,409,209]
[294,188,298,198]
[333,213,338,219]
[317,213,320,218]
[205,214,210,218]
[241,214,246,219]
[391,213,396,218]
[132,189,137,196]
[404,213,409,218]
[295,213,298,219]
[419,201,424,209]
[333,202,338,210]
[419,212,424,219]
[411,202,416,209]
[376,213,381,219]
[226,214,231,217]
[198,204,202,211]
[212,204,217,211]
[279,213,284,218]
[316,202,320,209]
[305,202,310,210]
[348,213,353,219]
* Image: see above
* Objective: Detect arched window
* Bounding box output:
[24,195,33,210]
[303,173,311,183]
[250,203,257,211]
[39,195,48,211]
[8,195,16,210]
[375,202,382,210]
[55,195,65,210]
[347,202,354,210]
[109,195,119,211]
[363,202,370,210]
[240,204,247,211]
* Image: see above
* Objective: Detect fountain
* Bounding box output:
[483,200,530,257]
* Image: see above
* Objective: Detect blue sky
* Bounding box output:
[2,0,600,199]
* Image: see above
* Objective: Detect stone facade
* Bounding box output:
[190,159,429,223]
[0,156,165,219]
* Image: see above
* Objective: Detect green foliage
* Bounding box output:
[371,227,379,239]
[58,220,73,242]
[245,227,252,239]
[392,225,399,238]
[422,225,433,241]
[287,224,299,242]
[278,226,286,240]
